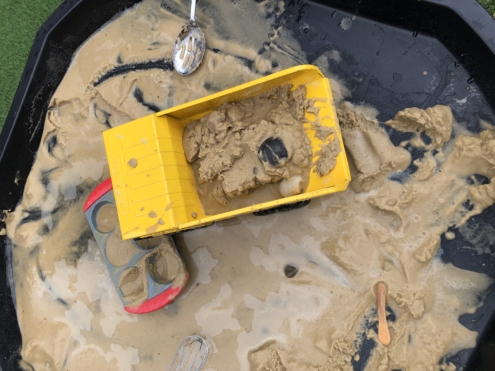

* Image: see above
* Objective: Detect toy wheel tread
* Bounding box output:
[253,200,311,216]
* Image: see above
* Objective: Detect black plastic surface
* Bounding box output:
[253,199,311,216]
[1,0,495,370]
[258,137,289,167]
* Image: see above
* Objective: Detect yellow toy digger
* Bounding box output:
[83,65,350,314]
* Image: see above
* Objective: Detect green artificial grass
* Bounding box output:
[0,0,494,134]
[479,0,495,16]
[0,0,64,132]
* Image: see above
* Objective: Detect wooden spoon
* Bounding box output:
[375,281,391,345]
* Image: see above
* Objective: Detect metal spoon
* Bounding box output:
[172,0,205,75]
[168,335,209,371]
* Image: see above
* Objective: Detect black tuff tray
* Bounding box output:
[1,0,495,370]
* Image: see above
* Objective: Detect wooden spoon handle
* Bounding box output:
[375,282,391,345]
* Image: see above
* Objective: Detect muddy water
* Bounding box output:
[4,1,495,370]
[184,84,321,213]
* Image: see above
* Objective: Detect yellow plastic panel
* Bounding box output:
[103,114,205,240]
[304,78,350,193]
[158,65,325,123]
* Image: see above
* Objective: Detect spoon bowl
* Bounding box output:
[173,0,205,75]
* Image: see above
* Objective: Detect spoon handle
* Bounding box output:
[190,0,196,22]
[375,281,391,345]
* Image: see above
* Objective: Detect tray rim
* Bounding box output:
[1,1,495,370]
